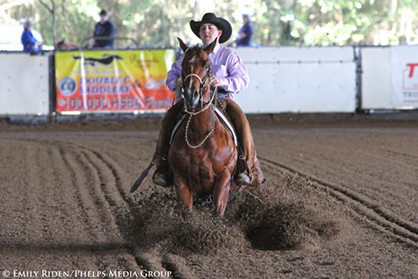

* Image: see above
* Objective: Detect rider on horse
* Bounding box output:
[152,13,264,188]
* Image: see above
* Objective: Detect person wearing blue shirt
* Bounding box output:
[21,19,41,54]
[236,14,254,47]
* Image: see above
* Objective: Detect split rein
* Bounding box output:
[181,67,218,149]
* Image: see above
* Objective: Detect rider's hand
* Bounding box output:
[175,77,183,101]
[209,76,221,86]
[175,77,183,89]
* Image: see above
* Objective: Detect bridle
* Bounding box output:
[181,59,216,116]
[180,51,218,148]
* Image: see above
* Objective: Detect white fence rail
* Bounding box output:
[1,45,417,116]
[236,47,357,113]
[361,47,392,109]
[0,53,49,115]
[361,45,418,110]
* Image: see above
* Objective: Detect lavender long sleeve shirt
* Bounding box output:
[166,44,249,98]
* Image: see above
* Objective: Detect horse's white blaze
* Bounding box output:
[189,55,196,63]
[188,65,194,89]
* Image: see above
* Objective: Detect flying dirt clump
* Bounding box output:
[124,182,341,255]
[244,202,340,250]
[228,183,342,251]
[124,190,247,256]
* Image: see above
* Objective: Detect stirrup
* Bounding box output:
[236,154,251,185]
[153,173,169,187]
[235,172,250,186]
[236,154,250,186]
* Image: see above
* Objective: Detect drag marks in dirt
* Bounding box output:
[125,173,342,260]
[61,143,184,278]
[259,156,418,249]
[67,145,126,241]
[58,144,114,243]
[65,141,344,267]
[259,135,418,210]
[21,144,46,242]
[77,145,135,207]
[4,135,406,276]
[48,143,142,271]
[6,140,97,245]
[378,148,418,172]
[2,126,417,277]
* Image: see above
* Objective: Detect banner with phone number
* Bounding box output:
[391,46,418,107]
[55,49,176,113]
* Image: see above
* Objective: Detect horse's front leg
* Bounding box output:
[213,169,231,218]
[174,177,193,214]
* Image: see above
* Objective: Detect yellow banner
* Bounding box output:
[55,49,175,113]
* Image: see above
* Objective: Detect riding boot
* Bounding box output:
[223,98,264,186]
[152,155,170,187]
[152,100,184,187]
[235,152,250,186]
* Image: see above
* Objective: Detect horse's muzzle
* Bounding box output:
[183,88,200,109]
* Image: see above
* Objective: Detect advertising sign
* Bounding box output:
[55,49,175,113]
[391,46,418,107]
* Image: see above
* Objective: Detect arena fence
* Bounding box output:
[0,45,417,117]
[54,49,176,114]
[235,46,356,113]
[0,53,49,115]
[361,45,418,111]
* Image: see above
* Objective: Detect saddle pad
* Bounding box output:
[169,108,238,146]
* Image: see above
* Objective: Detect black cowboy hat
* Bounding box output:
[190,13,232,44]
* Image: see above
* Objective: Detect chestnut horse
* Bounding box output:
[169,38,238,218]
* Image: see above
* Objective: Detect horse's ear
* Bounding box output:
[204,37,218,54]
[177,38,188,53]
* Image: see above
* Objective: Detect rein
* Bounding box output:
[184,104,215,149]
[184,73,204,86]
[183,86,216,116]
[182,62,214,115]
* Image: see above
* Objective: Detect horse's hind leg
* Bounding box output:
[174,179,193,214]
[213,169,231,218]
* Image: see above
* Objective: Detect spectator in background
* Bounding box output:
[88,9,117,49]
[236,14,254,47]
[21,19,41,54]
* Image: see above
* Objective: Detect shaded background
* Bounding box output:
[1,0,418,48]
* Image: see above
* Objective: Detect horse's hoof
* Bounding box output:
[235,173,250,186]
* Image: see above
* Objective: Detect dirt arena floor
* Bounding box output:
[0,113,417,279]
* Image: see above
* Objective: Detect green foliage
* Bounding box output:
[2,0,418,47]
